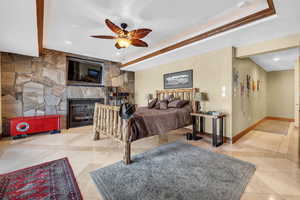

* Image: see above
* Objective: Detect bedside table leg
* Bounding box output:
[200,116,204,133]
[212,118,217,147]
[219,118,224,145]
[192,116,202,141]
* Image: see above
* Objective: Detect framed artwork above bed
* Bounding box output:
[163,70,193,89]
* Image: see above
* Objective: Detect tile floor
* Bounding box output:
[0,120,299,200]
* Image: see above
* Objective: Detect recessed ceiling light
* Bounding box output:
[273,57,280,62]
[71,24,80,28]
[64,40,72,45]
[237,1,249,8]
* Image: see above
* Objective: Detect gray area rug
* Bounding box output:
[90,142,255,200]
[255,120,290,135]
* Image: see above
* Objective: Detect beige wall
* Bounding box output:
[232,58,267,136]
[267,70,295,119]
[296,57,300,127]
[135,47,233,137]
[295,56,300,127]
[236,33,300,58]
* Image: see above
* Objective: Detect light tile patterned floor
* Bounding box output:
[0,121,299,200]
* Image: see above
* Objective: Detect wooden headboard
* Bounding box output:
[156,88,199,101]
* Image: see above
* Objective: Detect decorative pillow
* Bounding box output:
[168,100,189,108]
[168,99,181,108]
[159,100,169,110]
[165,94,175,102]
[148,98,158,109]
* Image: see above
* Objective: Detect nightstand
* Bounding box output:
[189,112,226,147]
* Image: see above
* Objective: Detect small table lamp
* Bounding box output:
[200,92,208,112]
[145,93,153,104]
[194,92,208,112]
[194,92,201,112]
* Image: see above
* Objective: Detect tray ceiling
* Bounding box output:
[123,0,300,71]
[43,0,268,63]
[1,0,300,71]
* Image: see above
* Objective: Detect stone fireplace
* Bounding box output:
[67,98,104,128]
[1,50,134,132]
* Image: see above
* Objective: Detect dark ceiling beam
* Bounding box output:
[267,0,276,12]
[121,0,276,68]
[36,0,44,56]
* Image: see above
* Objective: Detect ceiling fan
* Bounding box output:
[91,19,152,49]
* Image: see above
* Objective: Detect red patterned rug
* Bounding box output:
[0,157,83,200]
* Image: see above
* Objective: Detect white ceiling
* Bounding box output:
[43,0,267,63]
[0,0,39,56]
[250,48,299,71]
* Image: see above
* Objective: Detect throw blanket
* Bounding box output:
[129,104,192,141]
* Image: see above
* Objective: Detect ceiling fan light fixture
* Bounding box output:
[91,19,151,49]
[117,38,131,48]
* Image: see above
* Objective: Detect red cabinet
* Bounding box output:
[9,115,61,138]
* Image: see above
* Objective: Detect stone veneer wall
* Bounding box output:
[1,50,134,130]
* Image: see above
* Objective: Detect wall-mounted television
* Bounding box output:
[67,57,104,87]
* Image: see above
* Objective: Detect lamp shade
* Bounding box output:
[200,92,208,101]
[145,93,153,100]
[194,92,208,101]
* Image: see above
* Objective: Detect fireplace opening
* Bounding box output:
[67,98,104,128]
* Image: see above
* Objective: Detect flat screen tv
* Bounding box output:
[67,57,103,86]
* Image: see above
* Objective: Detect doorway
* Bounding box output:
[232,47,299,163]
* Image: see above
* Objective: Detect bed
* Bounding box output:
[93,88,198,164]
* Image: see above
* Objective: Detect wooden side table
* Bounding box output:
[190,112,226,147]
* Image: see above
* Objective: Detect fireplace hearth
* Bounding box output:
[67,98,104,128]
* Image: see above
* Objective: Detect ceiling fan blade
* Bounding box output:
[129,29,152,39]
[131,39,148,47]
[115,42,122,49]
[91,35,116,39]
[105,19,124,35]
